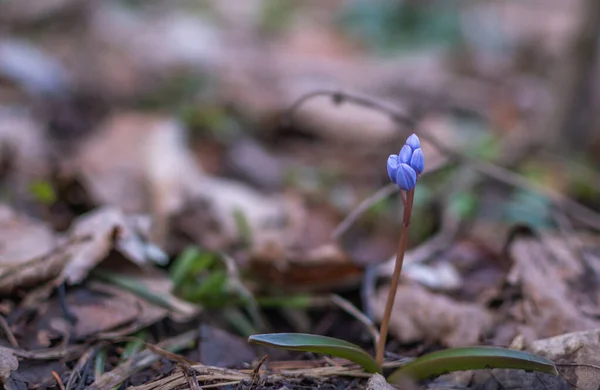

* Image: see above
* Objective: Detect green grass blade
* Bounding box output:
[387,346,558,383]
[248,333,380,373]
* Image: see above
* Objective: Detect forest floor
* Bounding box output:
[1,1,600,389]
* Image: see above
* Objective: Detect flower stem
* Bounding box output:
[375,189,415,367]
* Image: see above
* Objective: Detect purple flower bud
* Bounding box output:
[398,145,412,164]
[396,163,417,191]
[409,147,424,175]
[387,154,399,184]
[405,133,420,150]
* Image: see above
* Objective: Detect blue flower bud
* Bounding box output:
[405,133,420,150]
[387,154,399,184]
[396,163,417,191]
[409,147,424,175]
[398,145,412,164]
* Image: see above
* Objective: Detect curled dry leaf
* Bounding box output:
[373,283,492,347]
[62,206,166,285]
[0,205,167,293]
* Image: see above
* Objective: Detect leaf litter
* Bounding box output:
[0,1,599,389]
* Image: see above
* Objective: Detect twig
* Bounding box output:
[65,345,99,390]
[88,329,199,390]
[57,281,77,325]
[376,190,415,366]
[0,314,18,347]
[52,371,65,390]
[286,89,600,231]
[331,184,397,240]
[329,294,379,351]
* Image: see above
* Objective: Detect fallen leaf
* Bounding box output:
[0,110,49,192]
[93,269,200,322]
[0,205,56,267]
[366,373,399,390]
[40,285,140,341]
[505,233,600,339]
[529,329,600,389]
[69,112,290,247]
[0,346,18,383]
[62,206,166,285]
[373,283,492,347]
[0,206,69,294]
[7,360,66,389]
[249,242,363,293]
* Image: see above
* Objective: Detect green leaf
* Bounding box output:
[248,333,380,373]
[387,346,558,383]
[29,180,56,205]
[170,247,215,288]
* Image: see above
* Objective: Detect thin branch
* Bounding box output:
[331,183,397,240]
[329,294,379,351]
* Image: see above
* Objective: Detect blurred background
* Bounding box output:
[2,0,599,252]
[1,0,600,387]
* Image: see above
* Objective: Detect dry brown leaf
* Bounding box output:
[366,373,396,390]
[0,206,68,294]
[249,242,364,293]
[0,205,56,267]
[70,112,290,247]
[62,206,165,285]
[0,110,49,188]
[108,268,200,321]
[529,329,600,389]
[71,113,194,216]
[506,234,600,339]
[43,284,141,340]
[0,346,18,383]
[0,205,165,293]
[373,283,492,347]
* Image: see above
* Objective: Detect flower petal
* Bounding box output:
[387,154,400,184]
[405,133,421,150]
[398,145,412,164]
[396,163,417,191]
[409,147,424,175]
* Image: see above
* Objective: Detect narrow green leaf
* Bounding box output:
[94,347,107,379]
[248,333,380,373]
[387,346,558,383]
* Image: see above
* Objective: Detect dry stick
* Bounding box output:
[286,89,600,231]
[375,190,414,366]
[330,294,379,350]
[0,315,18,347]
[331,183,396,240]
